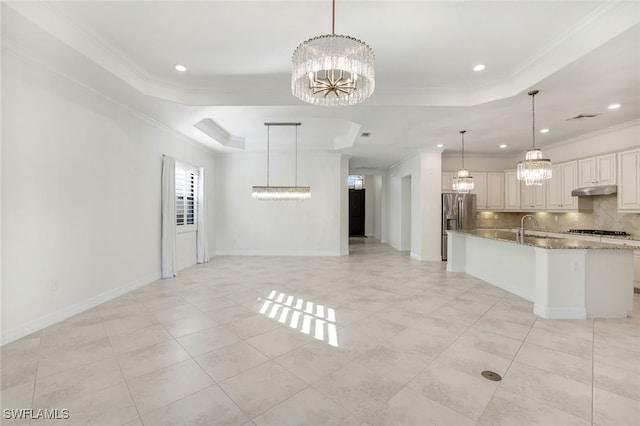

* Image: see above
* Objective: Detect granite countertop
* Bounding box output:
[449,229,636,250]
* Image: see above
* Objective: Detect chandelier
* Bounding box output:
[517,90,552,186]
[452,130,474,193]
[291,0,375,107]
[252,123,311,201]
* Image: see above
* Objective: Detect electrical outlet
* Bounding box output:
[51,280,58,291]
[554,215,558,222]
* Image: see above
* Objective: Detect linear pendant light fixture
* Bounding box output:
[517,90,552,186]
[291,0,375,106]
[452,130,474,193]
[252,123,311,201]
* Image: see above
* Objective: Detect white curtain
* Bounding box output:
[196,167,209,263]
[161,155,177,278]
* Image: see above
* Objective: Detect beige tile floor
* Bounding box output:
[1,238,639,425]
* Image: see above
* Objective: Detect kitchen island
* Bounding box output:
[447,229,635,319]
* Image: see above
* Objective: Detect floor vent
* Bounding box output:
[481,370,502,381]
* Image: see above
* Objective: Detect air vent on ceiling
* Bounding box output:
[566,113,601,121]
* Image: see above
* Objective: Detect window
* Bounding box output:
[175,162,198,228]
[347,175,364,189]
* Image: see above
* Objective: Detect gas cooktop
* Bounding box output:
[568,229,629,236]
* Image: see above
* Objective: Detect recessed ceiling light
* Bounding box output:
[174,64,187,72]
[608,103,621,110]
[540,128,549,133]
[436,143,444,148]
[499,144,507,149]
[473,64,485,72]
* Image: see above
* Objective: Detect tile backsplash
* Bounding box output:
[477,195,640,239]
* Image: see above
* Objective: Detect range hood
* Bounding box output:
[571,185,617,197]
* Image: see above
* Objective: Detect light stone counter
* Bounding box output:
[458,229,637,250]
[446,230,635,319]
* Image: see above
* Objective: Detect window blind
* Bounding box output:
[175,163,198,226]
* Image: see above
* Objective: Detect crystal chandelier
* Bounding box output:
[452,130,474,193]
[291,0,375,107]
[252,123,311,201]
[517,90,552,186]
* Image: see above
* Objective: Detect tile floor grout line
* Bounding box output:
[5,239,638,425]
[474,300,538,423]
[412,291,517,424]
[101,310,144,426]
[28,331,44,412]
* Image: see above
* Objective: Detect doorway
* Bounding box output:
[349,188,366,236]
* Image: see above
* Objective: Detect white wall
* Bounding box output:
[214,151,345,256]
[401,176,412,251]
[442,154,515,171]
[387,155,422,257]
[339,156,349,255]
[443,120,640,171]
[419,152,444,262]
[385,151,442,261]
[1,52,216,344]
[363,175,383,239]
[540,120,639,163]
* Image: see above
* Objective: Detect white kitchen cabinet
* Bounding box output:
[441,171,453,192]
[617,149,640,212]
[547,161,578,210]
[471,172,487,209]
[521,181,546,210]
[486,172,505,210]
[504,170,521,211]
[578,153,616,187]
[470,172,504,210]
[635,251,640,292]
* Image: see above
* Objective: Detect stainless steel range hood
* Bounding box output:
[571,185,617,197]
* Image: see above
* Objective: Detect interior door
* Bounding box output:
[349,189,366,236]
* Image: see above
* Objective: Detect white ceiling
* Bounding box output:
[3,1,639,170]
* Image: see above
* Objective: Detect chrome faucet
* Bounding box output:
[519,214,539,237]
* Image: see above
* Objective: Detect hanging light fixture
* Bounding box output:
[291,0,375,107]
[452,130,474,193]
[517,90,552,186]
[252,123,311,201]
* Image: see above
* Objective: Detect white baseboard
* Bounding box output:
[214,250,343,257]
[411,253,441,262]
[533,304,587,320]
[1,272,160,346]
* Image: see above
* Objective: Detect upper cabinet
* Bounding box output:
[504,170,521,211]
[471,172,504,210]
[486,172,505,210]
[471,172,487,209]
[618,149,640,212]
[547,161,579,210]
[578,153,616,187]
[442,149,635,213]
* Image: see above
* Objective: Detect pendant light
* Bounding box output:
[517,90,552,186]
[252,123,311,201]
[291,0,375,106]
[452,130,474,193]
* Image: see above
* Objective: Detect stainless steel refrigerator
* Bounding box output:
[441,193,477,261]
